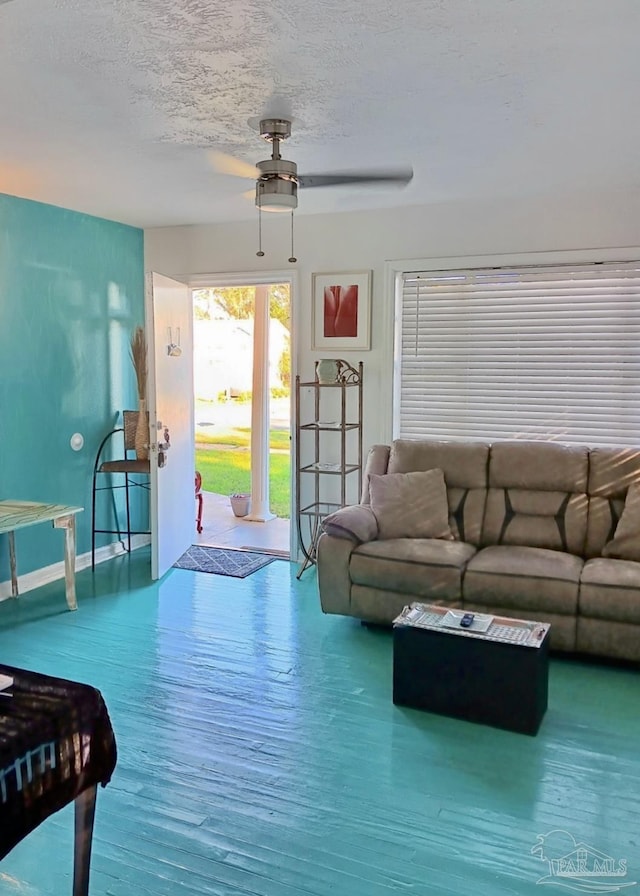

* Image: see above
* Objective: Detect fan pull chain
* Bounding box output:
[256,199,264,257]
[288,210,297,263]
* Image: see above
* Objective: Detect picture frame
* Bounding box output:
[312,270,372,351]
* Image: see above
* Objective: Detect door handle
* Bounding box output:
[157,426,171,460]
[155,426,171,452]
[155,424,171,464]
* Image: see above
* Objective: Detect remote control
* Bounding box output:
[460,613,474,628]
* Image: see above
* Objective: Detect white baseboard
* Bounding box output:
[0,535,151,602]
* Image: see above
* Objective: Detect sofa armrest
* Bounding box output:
[317,533,357,616]
[322,504,379,543]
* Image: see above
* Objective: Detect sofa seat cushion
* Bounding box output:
[350,538,476,601]
[576,617,640,662]
[579,558,640,624]
[350,586,451,625]
[463,545,582,615]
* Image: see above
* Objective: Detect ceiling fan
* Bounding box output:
[212,118,413,214]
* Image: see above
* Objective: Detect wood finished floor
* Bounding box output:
[0,550,639,895]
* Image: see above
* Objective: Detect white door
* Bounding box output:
[145,271,195,579]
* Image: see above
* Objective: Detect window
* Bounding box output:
[397,261,640,446]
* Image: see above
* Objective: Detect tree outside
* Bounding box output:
[194,284,290,330]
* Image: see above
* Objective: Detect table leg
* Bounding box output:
[73,784,97,896]
[8,531,18,597]
[54,514,78,610]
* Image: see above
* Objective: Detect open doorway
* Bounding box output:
[192,279,291,557]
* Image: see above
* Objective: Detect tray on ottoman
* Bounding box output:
[392,603,550,735]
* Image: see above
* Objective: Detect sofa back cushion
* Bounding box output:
[586,446,640,557]
[601,482,640,560]
[482,441,589,555]
[385,439,489,544]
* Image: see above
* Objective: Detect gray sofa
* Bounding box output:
[316,438,640,662]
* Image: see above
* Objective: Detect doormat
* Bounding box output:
[173,545,275,578]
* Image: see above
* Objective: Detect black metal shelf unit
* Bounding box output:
[294,360,363,578]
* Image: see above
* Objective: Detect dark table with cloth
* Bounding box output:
[0,663,117,895]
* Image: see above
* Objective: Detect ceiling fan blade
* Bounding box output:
[298,168,413,189]
[208,151,259,179]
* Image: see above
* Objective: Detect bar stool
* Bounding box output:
[91,411,151,569]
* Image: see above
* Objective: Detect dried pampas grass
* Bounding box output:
[130,325,147,400]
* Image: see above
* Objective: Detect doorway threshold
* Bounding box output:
[196,490,290,557]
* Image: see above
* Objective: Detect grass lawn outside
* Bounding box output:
[196,426,290,451]
[195,425,291,518]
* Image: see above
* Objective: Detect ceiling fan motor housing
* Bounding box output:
[256,157,298,210]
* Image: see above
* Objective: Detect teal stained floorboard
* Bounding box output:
[1,548,639,895]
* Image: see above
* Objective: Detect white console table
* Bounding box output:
[0,500,83,610]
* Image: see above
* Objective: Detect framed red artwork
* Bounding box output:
[311,270,372,350]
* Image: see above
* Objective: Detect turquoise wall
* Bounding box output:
[0,193,145,578]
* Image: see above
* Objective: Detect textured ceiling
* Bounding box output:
[0,0,638,227]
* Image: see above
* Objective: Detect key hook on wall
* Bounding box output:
[167,327,182,357]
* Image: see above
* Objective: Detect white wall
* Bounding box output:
[145,188,640,455]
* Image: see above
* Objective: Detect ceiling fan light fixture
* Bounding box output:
[256,178,298,212]
[259,195,297,213]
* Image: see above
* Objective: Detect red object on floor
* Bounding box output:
[195,471,203,533]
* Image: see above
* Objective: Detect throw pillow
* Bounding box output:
[602,481,640,560]
[322,505,379,543]
[368,468,454,541]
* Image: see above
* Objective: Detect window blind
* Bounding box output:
[398,262,640,446]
